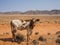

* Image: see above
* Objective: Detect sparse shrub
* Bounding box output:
[59,23,60,24]
[55,21,57,23]
[39,22,42,23]
[32,40,39,45]
[47,33,51,35]
[57,35,60,38]
[35,32,39,35]
[1,23,5,25]
[38,36,46,42]
[56,39,60,44]
[47,21,49,23]
[16,33,24,42]
[46,21,50,23]
[56,31,60,35]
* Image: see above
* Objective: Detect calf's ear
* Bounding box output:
[35,19,40,22]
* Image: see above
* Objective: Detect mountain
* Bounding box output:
[0,9,60,14]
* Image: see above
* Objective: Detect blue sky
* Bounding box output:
[0,0,60,12]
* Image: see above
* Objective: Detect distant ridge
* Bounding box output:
[0,9,60,14]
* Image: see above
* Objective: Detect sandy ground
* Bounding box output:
[0,14,60,45]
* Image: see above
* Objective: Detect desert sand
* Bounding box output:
[0,14,60,45]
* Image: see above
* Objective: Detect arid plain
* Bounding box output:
[0,14,60,45]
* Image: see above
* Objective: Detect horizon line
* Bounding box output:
[0,9,60,12]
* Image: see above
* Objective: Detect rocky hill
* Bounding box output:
[0,9,60,14]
